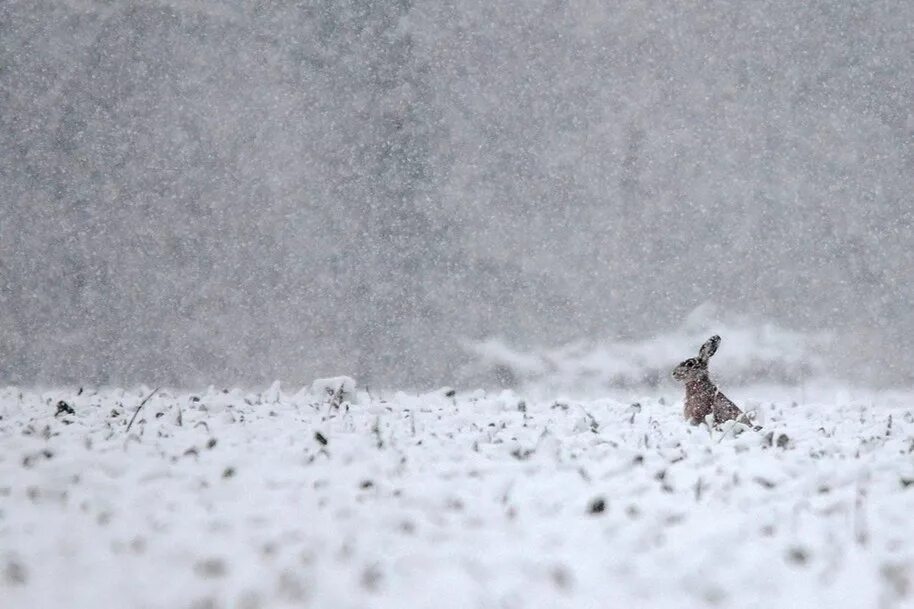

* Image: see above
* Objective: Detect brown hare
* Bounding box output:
[672,335,756,428]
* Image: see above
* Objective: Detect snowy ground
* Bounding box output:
[2,383,914,609]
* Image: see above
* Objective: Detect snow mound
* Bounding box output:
[461,306,831,397]
[309,375,358,404]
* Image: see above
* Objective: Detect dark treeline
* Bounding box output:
[1,1,912,388]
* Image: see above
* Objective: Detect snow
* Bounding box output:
[461,309,832,396]
[2,384,913,609]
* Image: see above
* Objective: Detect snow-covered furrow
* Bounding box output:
[1,385,913,609]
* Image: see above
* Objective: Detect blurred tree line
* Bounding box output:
[1,0,912,387]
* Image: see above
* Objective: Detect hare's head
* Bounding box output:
[672,335,720,383]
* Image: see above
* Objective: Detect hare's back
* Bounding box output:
[712,391,743,422]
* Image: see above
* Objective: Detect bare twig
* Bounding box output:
[577,405,600,433]
[125,387,160,433]
[372,417,384,449]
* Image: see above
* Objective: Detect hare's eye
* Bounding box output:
[685,361,694,368]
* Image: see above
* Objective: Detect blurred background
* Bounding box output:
[1,0,912,390]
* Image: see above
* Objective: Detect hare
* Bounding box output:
[672,335,755,428]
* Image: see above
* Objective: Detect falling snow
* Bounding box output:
[2,3,913,608]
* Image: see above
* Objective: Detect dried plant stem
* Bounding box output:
[126,387,161,433]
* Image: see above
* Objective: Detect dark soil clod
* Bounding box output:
[589,497,606,514]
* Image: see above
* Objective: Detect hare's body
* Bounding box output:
[683,379,743,426]
[673,335,752,427]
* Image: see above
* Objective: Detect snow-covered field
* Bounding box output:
[2,382,914,609]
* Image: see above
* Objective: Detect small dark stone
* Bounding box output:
[589,497,606,514]
[551,565,573,590]
[754,477,777,489]
[314,431,328,446]
[510,447,534,460]
[776,433,790,448]
[361,565,383,592]
[206,438,218,449]
[399,520,416,534]
[222,467,235,478]
[444,389,456,398]
[881,564,910,598]
[360,480,374,489]
[55,401,75,417]
[787,546,809,565]
[900,478,914,489]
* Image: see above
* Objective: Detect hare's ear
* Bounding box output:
[698,335,721,363]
